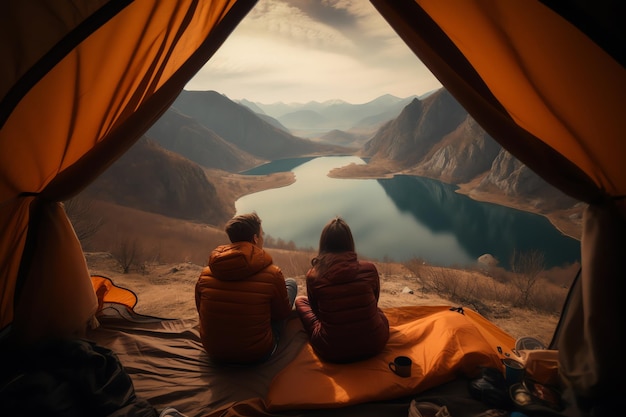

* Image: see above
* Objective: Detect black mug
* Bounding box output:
[389,355,412,377]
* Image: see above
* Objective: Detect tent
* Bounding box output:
[1,0,624,415]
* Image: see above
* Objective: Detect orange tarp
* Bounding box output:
[265,305,514,410]
[91,275,138,311]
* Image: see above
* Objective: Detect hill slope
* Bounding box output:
[81,137,232,225]
[357,89,580,216]
[172,90,350,159]
[146,107,261,172]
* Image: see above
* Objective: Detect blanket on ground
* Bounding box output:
[86,303,513,416]
[265,305,512,411]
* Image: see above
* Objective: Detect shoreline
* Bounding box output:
[454,183,583,241]
[217,156,583,243]
[326,160,583,241]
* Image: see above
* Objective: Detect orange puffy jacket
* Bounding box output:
[195,242,293,364]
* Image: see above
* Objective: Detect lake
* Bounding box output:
[236,156,580,269]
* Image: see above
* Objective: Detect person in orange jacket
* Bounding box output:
[195,212,297,365]
[295,217,390,363]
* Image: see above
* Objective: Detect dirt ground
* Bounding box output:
[86,251,558,347]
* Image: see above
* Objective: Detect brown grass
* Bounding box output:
[87,247,562,347]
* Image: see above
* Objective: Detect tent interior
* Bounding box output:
[0,1,624,416]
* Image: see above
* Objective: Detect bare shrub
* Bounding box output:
[459,275,480,302]
[139,261,152,276]
[402,255,574,318]
[487,276,509,301]
[542,262,580,288]
[421,267,459,298]
[402,257,430,287]
[145,243,163,265]
[380,255,395,276]
[532,284,568,314]
[275,238,296,250]
[510,249,545,308]
[485,265,512,284]
[63,197,105,245]
[110,235,142,274]
[265,234,314,252]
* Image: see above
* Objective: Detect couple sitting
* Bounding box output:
[195,212,390,365]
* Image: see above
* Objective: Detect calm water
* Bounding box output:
[236,156,580,269]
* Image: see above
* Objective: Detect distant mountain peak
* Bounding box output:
[368,94,403,104]
[319,98,349,106]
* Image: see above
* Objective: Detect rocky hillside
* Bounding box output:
[81,137,232,225]
[411,116,500,183]
[475,149,578,210]
[362,89,578,211]
[362,89,468,167]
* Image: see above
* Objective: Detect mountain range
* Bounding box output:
[237,94,420,140]
[79,87,578,230]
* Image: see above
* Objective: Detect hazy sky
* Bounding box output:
[185,0,442,104]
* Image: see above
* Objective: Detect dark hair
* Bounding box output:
[318,217,355,254]
[225,212,261,243]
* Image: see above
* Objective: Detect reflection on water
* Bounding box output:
[237,156,580,269]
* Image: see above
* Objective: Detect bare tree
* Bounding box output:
[510,249,545,308]
[111,236,142,274]
[63,197,105,245]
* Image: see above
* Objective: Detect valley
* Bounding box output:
[74,87,583,348]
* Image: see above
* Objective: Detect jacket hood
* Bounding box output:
[208,242,273,281]
[314,252,359,283]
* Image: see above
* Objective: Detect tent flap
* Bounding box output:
[0,0,257,334]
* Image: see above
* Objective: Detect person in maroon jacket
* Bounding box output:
[195,212,297,365]
[295,217,390,363]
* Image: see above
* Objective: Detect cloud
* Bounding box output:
[185,0,441,104]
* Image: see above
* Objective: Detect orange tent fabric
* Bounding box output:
[371,0,625,405]
[0,0,256,339]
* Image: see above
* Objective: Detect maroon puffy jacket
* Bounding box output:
[296,251,390,363]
